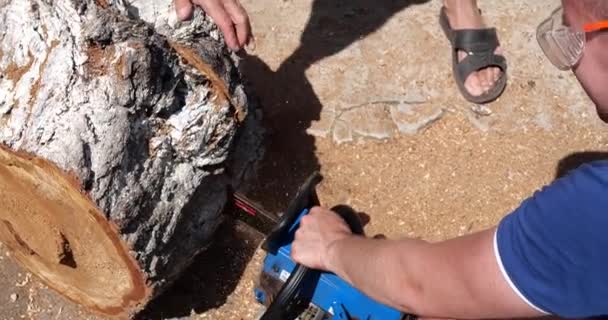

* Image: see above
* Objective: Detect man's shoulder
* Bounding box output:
[569,159,608,177]
[495,160,608,317]
[538,160,608,210]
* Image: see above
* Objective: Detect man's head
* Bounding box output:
[562,0,608,122]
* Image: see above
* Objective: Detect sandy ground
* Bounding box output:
[2,0,608,319]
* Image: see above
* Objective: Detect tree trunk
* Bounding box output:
[0,0,263,317]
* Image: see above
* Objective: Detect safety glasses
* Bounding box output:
[537,6,608,70]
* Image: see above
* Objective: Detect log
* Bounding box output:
[0,0,263,317]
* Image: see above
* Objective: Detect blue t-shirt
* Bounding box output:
[496,161,608,318]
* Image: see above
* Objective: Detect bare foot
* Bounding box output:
[444,0,503,97]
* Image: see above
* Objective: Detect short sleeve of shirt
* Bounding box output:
[495,161,608,318]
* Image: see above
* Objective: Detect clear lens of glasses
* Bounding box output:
[537,7,585,70]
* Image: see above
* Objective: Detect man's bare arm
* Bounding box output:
[292,207,545,319]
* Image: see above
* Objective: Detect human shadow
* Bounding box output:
[141,0,431,318]
[555,151,608,179]
[138,207,372,320]
[136,218,265,319]
[242,0,430,213]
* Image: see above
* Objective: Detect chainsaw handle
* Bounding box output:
[259,171,366,320]
[331,205,365,236]
[260,205,365,320]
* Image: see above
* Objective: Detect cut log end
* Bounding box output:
[0,147,148,316]
[0,0,264,316]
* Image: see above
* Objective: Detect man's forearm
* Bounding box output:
[324,228,538,319]
[326,236,430,314]
[291,207,539,318]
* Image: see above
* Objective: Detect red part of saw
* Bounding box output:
[229,192,280,235]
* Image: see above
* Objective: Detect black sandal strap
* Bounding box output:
[452,29,507,82]
[455,53,506,83]
[453,28,500,53]
[439,6,509,103]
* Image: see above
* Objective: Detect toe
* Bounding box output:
[492,67,501,82]
[493,47,504,82]
[482,68,495,92]
[464,72,484,97]
[456,44,506,97]
[458,50,485,97]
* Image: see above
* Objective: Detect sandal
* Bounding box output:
[439,6,507,104]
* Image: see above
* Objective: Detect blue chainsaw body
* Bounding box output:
[254,208,405,320]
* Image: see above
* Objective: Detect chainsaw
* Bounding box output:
[229,172,417,320]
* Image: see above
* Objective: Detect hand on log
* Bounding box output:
[173,0,253,50]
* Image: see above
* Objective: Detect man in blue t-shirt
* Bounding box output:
[291,1,608,318]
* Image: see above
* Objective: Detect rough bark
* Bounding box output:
[0,0,263,316]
